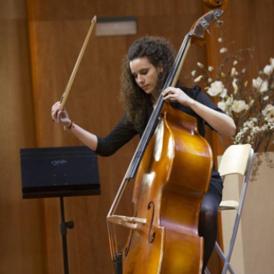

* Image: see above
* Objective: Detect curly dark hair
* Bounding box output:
[120,36,175,132]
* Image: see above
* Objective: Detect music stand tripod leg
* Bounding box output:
[60,196,74,274]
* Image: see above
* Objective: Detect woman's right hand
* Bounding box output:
[51,101,72,128]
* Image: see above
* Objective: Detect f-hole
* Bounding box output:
[147,201,156,243]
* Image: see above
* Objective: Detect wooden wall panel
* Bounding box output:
[0,0,46,273]
[26,1,208,274]
[205,0,274,105]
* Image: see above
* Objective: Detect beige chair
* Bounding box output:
[206,144,254,274]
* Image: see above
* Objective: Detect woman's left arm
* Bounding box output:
[162,87,236,137]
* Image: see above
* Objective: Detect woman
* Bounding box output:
[51,36,236,272]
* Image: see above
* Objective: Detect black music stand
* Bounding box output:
[20,146,100,274]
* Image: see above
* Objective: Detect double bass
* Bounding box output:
[107,9,223,274]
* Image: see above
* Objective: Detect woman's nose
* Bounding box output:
[137,74,145,84]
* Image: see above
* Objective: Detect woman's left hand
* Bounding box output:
[162,87,193,107]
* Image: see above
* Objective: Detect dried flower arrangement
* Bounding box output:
[190,38,274,152]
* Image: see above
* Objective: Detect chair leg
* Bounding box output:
[214,242,236,274]
[215,242,226,260]
[221,177,250,274]
[221,214,241,273]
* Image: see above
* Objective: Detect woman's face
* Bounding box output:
[129,57,163,96]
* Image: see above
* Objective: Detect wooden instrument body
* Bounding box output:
[123,103,213,274]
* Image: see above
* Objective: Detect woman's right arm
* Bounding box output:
[51,101,98,151]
